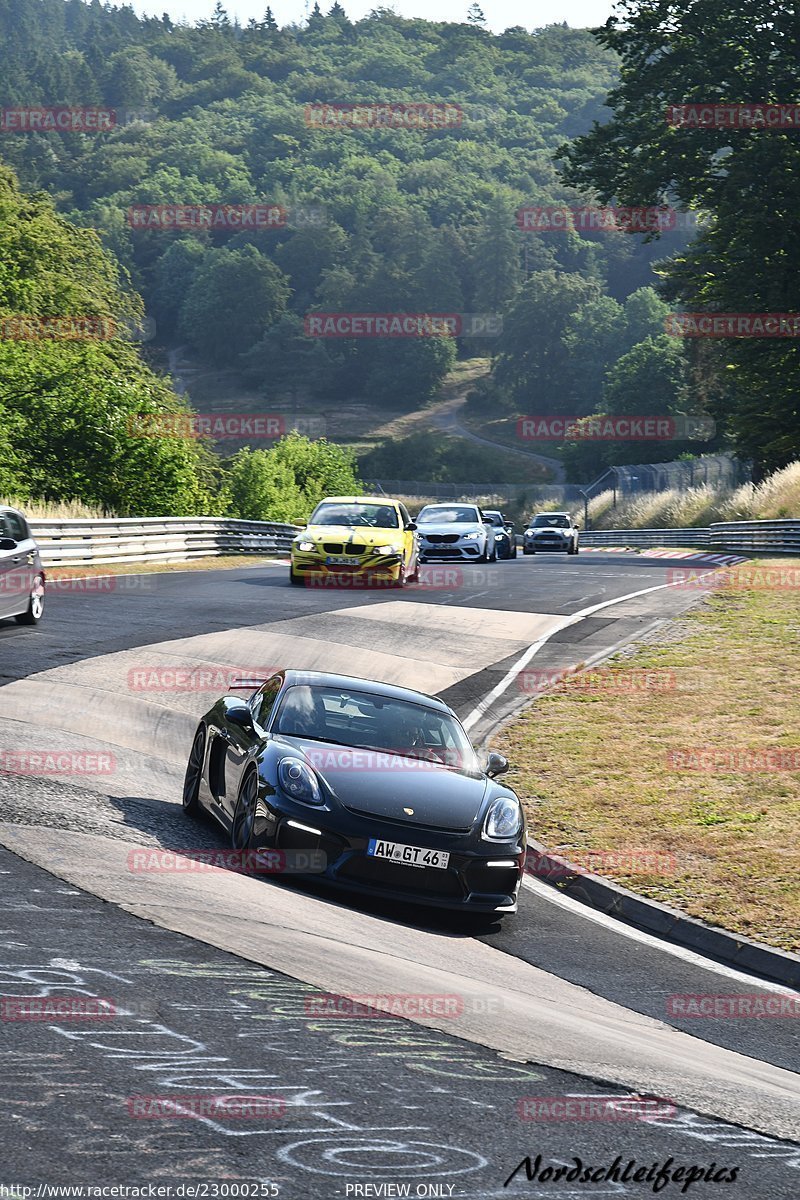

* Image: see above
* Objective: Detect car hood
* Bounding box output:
[301,524,401,547]
[417,522,483,536]
[276,737,488,832]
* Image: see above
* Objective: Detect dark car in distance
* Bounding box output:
[0,506,45,625]
[482,510,517,559]
[183,669,526,916]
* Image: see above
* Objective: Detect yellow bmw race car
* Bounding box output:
[289,496,420,588]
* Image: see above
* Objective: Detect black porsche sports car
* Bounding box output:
[182,669,526,915]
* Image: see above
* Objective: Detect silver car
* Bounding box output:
[0,506,46,624]
[416,503,497,563]
[523,512,580,555]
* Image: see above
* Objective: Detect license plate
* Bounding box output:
[367,838,450,870]
[326,555,361,565]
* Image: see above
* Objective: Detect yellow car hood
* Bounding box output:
[303,525,399,548]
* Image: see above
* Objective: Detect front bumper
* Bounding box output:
[255,794,524,913]
[418,538,486,561]
[525,535,571,551]
[291,550,403,584]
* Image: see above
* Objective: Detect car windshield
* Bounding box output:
[484,512,504,526]
[273,684,479,772]
[417,506,479,525]
[310,502,400,529]
[532,514,570,528]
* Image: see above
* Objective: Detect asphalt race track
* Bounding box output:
[0,553,798,1196]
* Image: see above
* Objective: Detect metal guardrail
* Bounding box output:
[582,519,800,553]
[708,519,800,554]
[29,517,300,567]
[25,515,800,568]
[581,527,711,547]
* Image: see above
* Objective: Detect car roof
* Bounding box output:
[312,496,401,506]
[281,669,453,715]
[534,511,570,517]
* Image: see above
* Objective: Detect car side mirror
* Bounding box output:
[405,521,417,531]
[485,751,509,778]
[0,537,17,551]
[574,522,580,529]
[482,518,493,526]
[227,703,253,729]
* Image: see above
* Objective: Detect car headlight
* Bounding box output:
[295,540,315,552]
[376,543,400,555]
[463,531,481,541]
[483,796,522,840]
[278,757,322,805]
[524,528,534,536]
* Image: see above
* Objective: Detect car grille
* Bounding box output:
[323,543,344,553]
[424,534,459,544]
[338,855,464,898]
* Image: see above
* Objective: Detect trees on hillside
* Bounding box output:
[559,0,800,473]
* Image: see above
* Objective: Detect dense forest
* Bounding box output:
[0,0,796,510]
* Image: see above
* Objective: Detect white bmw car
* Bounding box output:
[415,504,497,563]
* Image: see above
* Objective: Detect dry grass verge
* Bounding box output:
[494,562,800,952]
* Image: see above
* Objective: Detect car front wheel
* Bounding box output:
[182,726,206,816]
[232,770,262,850]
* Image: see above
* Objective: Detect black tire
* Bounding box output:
[523,547,535,556]
[407,555,419,583]
[231,769,261,850]
[15,574,45,625]
[289,567,304,585]
[393,563,407,588]
[489,545,498,562]
[182,726,206,816]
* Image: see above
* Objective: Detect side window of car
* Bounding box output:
[4,512,27,542]
[252,678,281,729]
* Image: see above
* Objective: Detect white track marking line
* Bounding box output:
[462,575,700,731]
[522,875,799,997]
